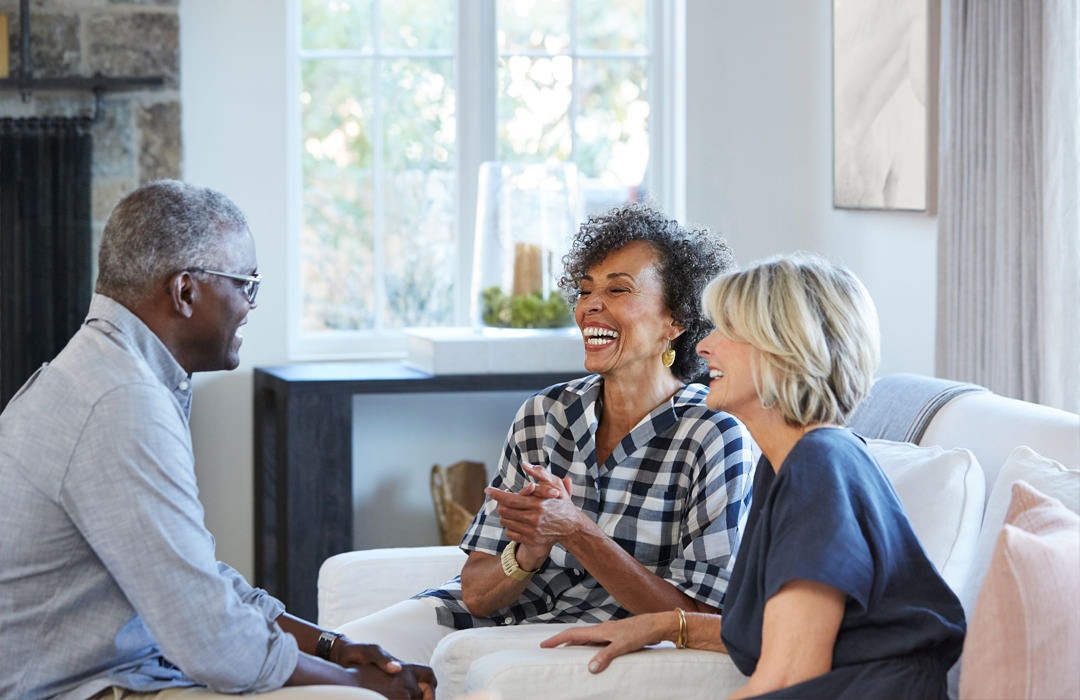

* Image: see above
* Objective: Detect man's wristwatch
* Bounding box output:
[316,630,344,660]
[500,540,539,581]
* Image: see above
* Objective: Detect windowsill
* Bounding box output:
[403,326,584,375]
[287,326,585,376]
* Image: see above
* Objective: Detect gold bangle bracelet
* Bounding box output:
[675,607,688,649]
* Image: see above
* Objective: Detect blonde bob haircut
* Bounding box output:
[701,253,880,427]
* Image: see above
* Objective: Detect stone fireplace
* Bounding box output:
[0,0,181,405]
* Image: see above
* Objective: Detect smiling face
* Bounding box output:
[695,328,761,420]
[574,240,681,379]
[187,228,258,373]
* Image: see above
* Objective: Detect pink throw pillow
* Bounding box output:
[959,480,1080,700]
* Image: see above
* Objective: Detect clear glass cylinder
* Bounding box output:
[470,162,582,328]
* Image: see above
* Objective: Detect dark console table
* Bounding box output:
[253,361,578,620]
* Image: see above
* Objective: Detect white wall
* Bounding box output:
[351,390,533,548]
[685,0,938,376]
[181,0,939,577]
[181,1,291,578]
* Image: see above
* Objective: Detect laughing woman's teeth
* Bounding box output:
[709,369,724,379]
[583,327,619,345]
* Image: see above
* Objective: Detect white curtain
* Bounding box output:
[937,0,1080,412]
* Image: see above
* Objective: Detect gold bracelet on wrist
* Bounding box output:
[500,540,539,581]
[675,608,688,649]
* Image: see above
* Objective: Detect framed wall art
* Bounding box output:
[833,0,939,212]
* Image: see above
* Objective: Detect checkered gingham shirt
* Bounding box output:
[418,374,756,629]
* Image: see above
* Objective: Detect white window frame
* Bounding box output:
[285,0,685,361]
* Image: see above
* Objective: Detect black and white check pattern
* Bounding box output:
[418,374,756,629]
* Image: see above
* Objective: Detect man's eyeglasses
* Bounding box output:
[189,268,262,304]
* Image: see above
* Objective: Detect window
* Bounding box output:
[291,0,683,359]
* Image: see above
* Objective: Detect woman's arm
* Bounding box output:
[511,463,720,615]
[460,387,711,618]
[559,514,720,614]
[727,579,845,700]
[541,609,726,672]
[462,397,744,618]
[459,477,557,617]
[461,471,707,617]
[459,549,539,617]
[558,414,752,616]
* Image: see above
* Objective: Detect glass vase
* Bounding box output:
[470,162,582,329]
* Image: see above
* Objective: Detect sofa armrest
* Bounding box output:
[318,545,467,629]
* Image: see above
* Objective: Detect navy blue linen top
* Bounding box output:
[720,428,965,676]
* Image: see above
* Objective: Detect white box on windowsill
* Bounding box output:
[404,327,584,375]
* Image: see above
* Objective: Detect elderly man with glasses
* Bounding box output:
[0,180,435,700]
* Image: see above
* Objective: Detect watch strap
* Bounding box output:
[316,630,344,660]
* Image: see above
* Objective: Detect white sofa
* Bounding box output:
[318,374,1079,700]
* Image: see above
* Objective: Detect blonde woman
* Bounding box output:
[544,254,965,699]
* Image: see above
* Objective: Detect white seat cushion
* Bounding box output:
[432,624,584,700]
[466,645,746,700]
[432,622,746,700]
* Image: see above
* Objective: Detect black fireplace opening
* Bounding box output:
[0,117,93,409]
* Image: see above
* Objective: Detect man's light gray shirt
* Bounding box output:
[0,294,297,699]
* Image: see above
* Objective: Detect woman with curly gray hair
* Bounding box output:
[336,203,755,681]
[444,202,753,640]
[559,202,734,383]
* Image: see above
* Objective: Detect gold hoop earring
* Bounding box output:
[661,342,676,368]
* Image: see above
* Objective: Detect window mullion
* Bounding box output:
[569,0,579,163]
[372,0,386,329]
[650,0,685,220]
[455,0,497,326]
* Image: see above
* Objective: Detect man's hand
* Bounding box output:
[333,640,403,674]
[351,662,436,700]
[335,641,436,700]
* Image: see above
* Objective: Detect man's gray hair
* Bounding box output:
[96,180,249,307]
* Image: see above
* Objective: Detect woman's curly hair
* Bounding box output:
[558,201,736,383]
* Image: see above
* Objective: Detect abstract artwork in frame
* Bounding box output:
[833,0,938,212]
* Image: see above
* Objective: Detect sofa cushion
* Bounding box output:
[431,624,592,700]
[866,439,985,594]
[962,446,1080,614]
[465,645,747,700]
[959,481,1080,700]
[431,622,746,700]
